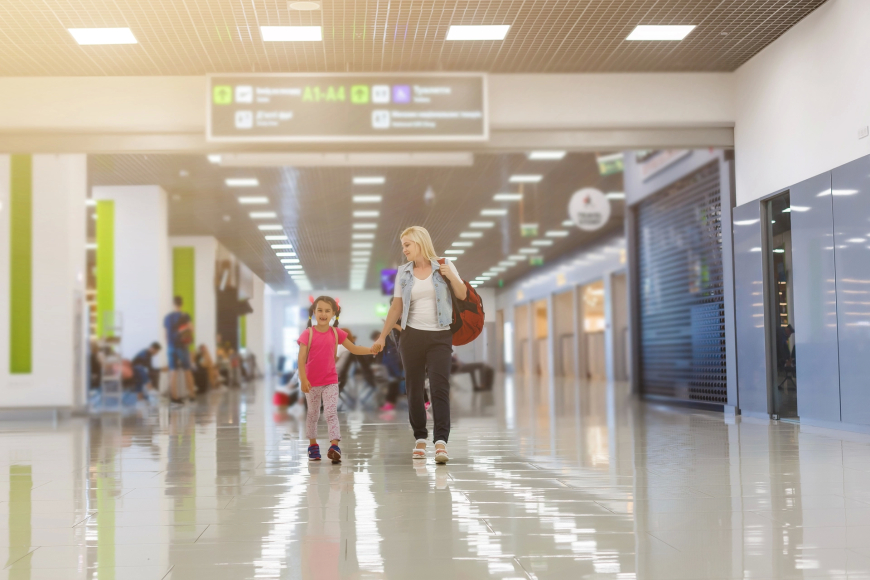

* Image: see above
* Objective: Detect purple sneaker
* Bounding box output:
[327,444,342,464]
[308,444,321,461]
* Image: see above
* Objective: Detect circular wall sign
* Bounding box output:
[569,188,611,231]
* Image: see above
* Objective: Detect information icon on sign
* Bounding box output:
[371,110,390,129]
[372,85,390,104]
[235,110,253,129]
[235,85,253,104]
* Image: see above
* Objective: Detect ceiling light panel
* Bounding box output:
[481,209,508,216]
[532,240,554,246]
[68,28,137,45]
[470,221,495,228]
[626,25,696,41]
[546,230,570,237]
[238,196,268,204]
[276,252,296,257]
[445,250,465,255]
[261,26,323,41]
[271,244,293,249]
[353,176,385,185]
[226,178,259,187]
[494,193,523,201]
[249,211,277,219]
[452,242,474,247]
[528,151,567,160]
[352,243,373,249]
[446,25,510,41]
[353,195,382,203]
[265,235,288,240]
[352,233,375,240]
[509,174,542,183]
[353,223,377,230]
[460,232,483,238]
[353,210,380,218]
[257,224,283,230]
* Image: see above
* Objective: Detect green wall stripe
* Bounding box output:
[172,247,196,349]
[240,315,247,349]
[10,154,32,374]
[96,200,115,338]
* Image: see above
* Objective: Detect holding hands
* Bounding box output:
[371,338,385,355]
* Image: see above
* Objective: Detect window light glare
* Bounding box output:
[470,221,495,228]
[261,25,322,41]
[494,193,523,202]
[238,196,269,204]
[509,174,542,183]
[353,210,380,218]
[353,176,385,185]
[626,25,696,41]
[226,178,259,187]
[528,151,566,160]
[481,209,508,216]
[249,211,277,219]
[446,25,510,41]
[353,195,383,203]
[68,27,137,45]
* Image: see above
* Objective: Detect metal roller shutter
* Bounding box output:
[635,160,727,404]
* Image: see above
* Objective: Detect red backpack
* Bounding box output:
[438,259,485,346]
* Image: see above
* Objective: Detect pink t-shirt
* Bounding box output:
[297,326,348,387]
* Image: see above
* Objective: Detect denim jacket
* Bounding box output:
[397,259,454,330]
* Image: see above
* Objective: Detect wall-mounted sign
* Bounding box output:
[207,73,488,142]
[596,152,624,176]
[569,188,611,231]
[530,256,545,267]
[520,223,539,237]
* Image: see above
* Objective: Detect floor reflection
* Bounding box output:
[0,376,869,578]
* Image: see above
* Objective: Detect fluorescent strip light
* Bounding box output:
[470,221,495,228]
[476,276,492,281]
[265,235,288,240]
[258,224,283,231]
[353,210,380,218]
[509,174,542,183]
[352,251,371,257]
[606,192,626,200]
[281,259,300,264]
[528,151,566,160]
[238,196,269,204]
[207,154,222,164]
[285,265,303,270]
[68,27,137,45]
[351,257,370,263]
[353,176,385,185]
[353,195,383,203]
[352,243,373,249]
[460,232,483,238]
[226,178,259,187]
[261,25,323,41]
[446,25,510,41]
[532,240,554,246]
[546,231,570,237]
[444,250,465,255]
[275,252,296,257]
[483,271,498,276]
[452,242,474,247]
[626,25,696,41]
[494,193,523,202]
[498,261,516,267]
[353,223,377,230]
[491,267,507,273]
[271,244,293,249]
[519,248,540,254]
[250,211,277,219]
[562,220,574,227]
[85,199,97,207]
[508,255,525,261]
[481,209,508,216]
[352,233,375,240]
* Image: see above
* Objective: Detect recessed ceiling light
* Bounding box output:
[353,195,382,203]
[562,220,574,227]
[352,251,372,257]
[446,25,510,41]
[626,25,696,41]
[481,209,508,216]
[494,193,523,202]
[470,221,495,228]
[352,233,375,240]
[352,243,373,249]
[68,27,137,45]
[271,244,293,249]
[452,242,474,247]
[238,196,269,204]
[491,267,507,273]
[261,25,322,41]
[226,178,259,187]
[207,154,222,164]
[509,174,542,183]
[258,224,283,231]
[546,231,570,237]
[353,176,385,185]
[281,259,300,264]
[353,210,380,218]
[606,192,626,200]
[250,211,277,219]
[353,223,377,230]
[276,252,296,257]
[476,276,492,281]
[508,254,525,261]
[285,265,304,270]
[445,250,465,255]
[266,235,288,240]
[288,0,322,10]
[532,240,554,246]
[460,232,484,238]
[528,151,567,160]
[499,261,516,267]
[519,248,540,254]
[351,259,370,265]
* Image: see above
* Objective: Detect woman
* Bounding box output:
[373,226,467,464]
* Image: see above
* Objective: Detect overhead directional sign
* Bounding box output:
[207,73,487,142]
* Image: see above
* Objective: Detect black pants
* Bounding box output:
[400,327,453,443]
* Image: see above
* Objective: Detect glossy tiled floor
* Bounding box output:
[3,376,870,579]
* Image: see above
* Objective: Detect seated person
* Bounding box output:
[451,354,494,392]
[194,344,218,392]
[131,342,162,398]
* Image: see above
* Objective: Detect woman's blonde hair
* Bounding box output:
[400,226,438,262]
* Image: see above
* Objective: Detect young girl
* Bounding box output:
[298,296,373,463]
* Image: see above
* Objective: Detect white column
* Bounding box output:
[92,185,170,359]
[169,236,218,357]
[246,274,266,369]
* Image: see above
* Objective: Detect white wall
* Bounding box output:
[93,185,170,360]
[246,273,266,368]
[0,155,87,408]
[169,236,217,357]
[733,0,870,204]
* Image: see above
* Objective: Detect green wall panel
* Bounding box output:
[172,247,195,349]
[10,154,32,374]
[96,200,115,337]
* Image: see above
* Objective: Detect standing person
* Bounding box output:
[372,226,466,464]
[164,296,196,404]
[298,296,373,463]
[131,342,162,398]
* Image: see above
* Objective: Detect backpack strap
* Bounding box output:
[332,327,339,358]
[308,326,340,359]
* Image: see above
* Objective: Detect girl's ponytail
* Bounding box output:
[306,303,315,328]
[333,305,341,328]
